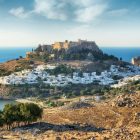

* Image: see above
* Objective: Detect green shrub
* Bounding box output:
[0,103,42,130]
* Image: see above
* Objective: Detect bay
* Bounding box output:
[0,100,15,110]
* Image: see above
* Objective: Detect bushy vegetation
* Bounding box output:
[107,80,140,96]
[45,100,64,107]
[29,46,119,62]
[63,51,118,61]
[0,83,114,99]
[44,84,110,99]
[2,79,140,102]
[16,60,33,71]
[0,68,12,76]
[46,64,75,75]
[0,103,42,130]
[27,53,50,62]
[61,84,110,98]
[49,80,140,99]
[0,59,33,76]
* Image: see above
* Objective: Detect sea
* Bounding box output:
[101,47,140,62]
[0,100,15,110]
[0,47,140,63]
[0,47,34,63]
[0,46,140,109]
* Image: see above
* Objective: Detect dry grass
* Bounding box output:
[0,93,140,140]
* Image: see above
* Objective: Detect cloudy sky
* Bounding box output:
[0,0,140,47]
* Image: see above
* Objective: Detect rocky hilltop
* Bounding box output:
[66,40,102,54]
[26,39,118,62]
[35,39,102,53]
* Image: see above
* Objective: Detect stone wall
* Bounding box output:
[52,39,101,53]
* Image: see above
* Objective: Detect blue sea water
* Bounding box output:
[101,47,140,62]
[0,47,34,63]
[0,47,139,63]
[0,100,15,110]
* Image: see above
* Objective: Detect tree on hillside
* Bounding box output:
[1,103,43,130]
[20,103,43,124]
[3,104,15,129]
[0,111,4,127]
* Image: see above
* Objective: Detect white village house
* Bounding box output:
[0,64,140,87]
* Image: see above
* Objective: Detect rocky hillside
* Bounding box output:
[65,41,104,61]
[0,92,139,140]
[0,59,44,77]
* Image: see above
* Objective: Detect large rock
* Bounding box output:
[132,56,140,66]
[67,40,102,54]
[112,93,140,107]
[35,44,52,53]
[61,101,93,110]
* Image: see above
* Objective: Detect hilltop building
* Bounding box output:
[29,39,102,53]
[52,39,97,50]
[25,39,103,61]
[25,39,122,62]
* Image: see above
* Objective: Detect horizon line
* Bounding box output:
[0,45,140,48]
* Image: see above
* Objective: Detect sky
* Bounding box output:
[0,0,140,47]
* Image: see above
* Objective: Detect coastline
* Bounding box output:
[0,99,16,110]
[0,47,140,63]
[0,97,15,100]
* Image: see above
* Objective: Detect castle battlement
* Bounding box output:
[52,39,97,50]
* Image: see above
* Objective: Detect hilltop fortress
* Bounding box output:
[34,39,102,53]
[26,39,118,62]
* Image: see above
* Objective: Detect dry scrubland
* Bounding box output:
[0,59,44,77]
[0,92,140,140]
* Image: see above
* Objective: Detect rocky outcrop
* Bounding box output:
[61,101,93,110]
[67,40,102,54]
[35,39,102,54]
[111,92,140,107]
[35,44,52,53]
[132,56,140,66]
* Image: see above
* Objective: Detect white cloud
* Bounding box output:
[75,4,107,23]
[9,7,31,19]
[34,0,68,20]
[34,0,108,22]
[107,8,129,17]
[73,0,108,23]
[9,0,108,23]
